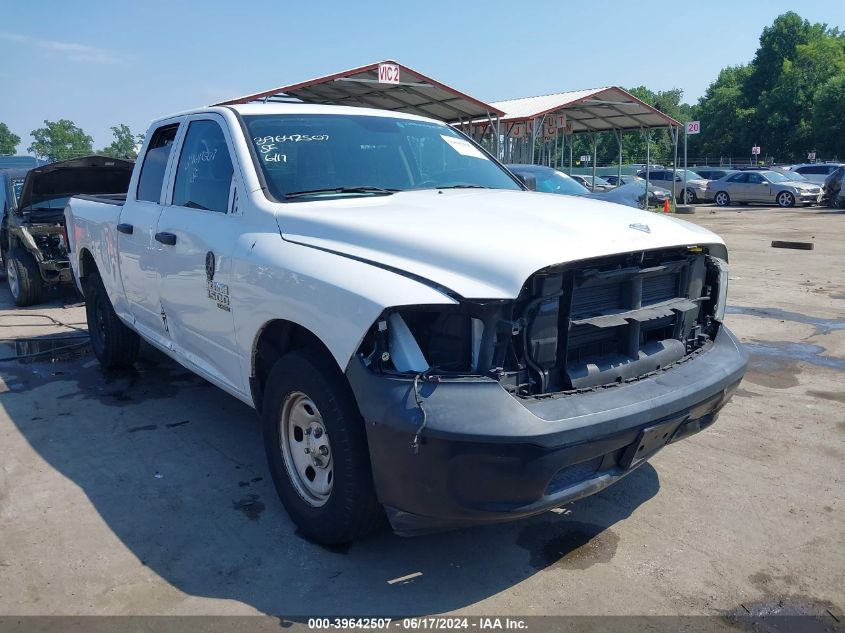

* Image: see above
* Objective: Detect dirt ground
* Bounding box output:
[0,204,842,622]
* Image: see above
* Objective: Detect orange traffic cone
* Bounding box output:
[663,199,670,213]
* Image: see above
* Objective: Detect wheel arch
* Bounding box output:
[250,318,344,413]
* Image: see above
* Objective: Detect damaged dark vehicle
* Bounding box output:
[2,156,133,305]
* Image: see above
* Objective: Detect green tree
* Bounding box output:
[28,119,93,162]
[0,122,21,155]
[694,65,755,160]
[101,124,144,159]
[812,73,845,158]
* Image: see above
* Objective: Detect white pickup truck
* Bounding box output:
[66,103,748,544]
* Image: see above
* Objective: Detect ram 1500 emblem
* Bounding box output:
[629,223,651,233]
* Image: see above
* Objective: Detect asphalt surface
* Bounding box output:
[0,204,842,622]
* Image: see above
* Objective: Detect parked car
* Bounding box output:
[689,168,737,181]
[705,169,822,207]
[571,174,614,192]
[636,169,709,204]
[822,165,844,207]
[601,174,673,206]
[66,103,747,544]
[0,168,31,274]
[2,156,133,305]
[507,165,670,209]
[788,163,845,185]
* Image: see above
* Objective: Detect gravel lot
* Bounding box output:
[0,205,842,622]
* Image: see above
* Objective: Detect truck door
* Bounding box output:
[154,116,243,392]
[117,123,180,347]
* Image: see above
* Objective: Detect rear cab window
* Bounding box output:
[137,124,179,202]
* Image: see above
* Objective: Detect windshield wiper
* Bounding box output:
[284,186,398,199]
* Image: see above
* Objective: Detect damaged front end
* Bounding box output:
[8,217,72,284]
[348,244,745,534]
[357,245,730,397]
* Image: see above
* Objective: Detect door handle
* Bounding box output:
[155,232,177,246]
[116,223,133,235]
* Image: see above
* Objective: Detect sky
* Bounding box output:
[2,0,844,152]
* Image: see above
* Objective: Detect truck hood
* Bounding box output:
[17,155,133,214]
[276,189,724,299]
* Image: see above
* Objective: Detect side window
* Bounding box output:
[137,124,179,202]
[727,173,746,183]
[747,173,764,184]
[173,120,233,213]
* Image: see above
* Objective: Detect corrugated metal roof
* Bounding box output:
[491,87,681,132]
[214,61,504,123]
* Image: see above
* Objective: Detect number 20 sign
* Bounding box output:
[686,121,701,135]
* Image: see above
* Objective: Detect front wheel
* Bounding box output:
[683,188,698,204]
[84,270,140,368]
[262,349,383,544]
[714,191,731,207]
[6,248,43,306]
[777,191,795,207]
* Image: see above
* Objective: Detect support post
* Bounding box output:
[644,129,651,209]
[671,125,679,203]
[683,123,688,203]
[591,133,597,192]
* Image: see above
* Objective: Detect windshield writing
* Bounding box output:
[243,114,520,200]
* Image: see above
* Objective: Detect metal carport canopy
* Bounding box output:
[214,60,505,124]
[490,86,680,131]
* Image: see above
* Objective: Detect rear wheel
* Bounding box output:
[262,349,383,544]
[777,191,795,207]
[6,247,43,306]
[84,270,140,368]
[714,191,730,207]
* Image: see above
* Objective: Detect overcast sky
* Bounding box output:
[2,0,843,152]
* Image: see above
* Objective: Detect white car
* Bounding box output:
[788,163,844,185]
[65,103,748,543]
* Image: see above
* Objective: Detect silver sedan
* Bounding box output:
[705,170,822,207]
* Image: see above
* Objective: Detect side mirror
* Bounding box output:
[514,173,537,191]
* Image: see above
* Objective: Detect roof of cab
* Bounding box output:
[150,102,445,128]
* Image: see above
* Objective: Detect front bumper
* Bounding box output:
[797,191,822,204]
[346,327,748,535]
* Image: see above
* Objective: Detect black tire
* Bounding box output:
[262,349,383,544]
[84,270,140,368]
[684,188,698,204]
[6,247,43,306]
[714,191,731,207]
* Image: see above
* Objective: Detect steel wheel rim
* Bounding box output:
[7,259,19,298]
[279,391,333,507]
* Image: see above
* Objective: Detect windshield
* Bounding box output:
[763,171,790,183]
[582,175,610,186]
[530,170,589,195]
[11,178,24,207]
[243,114,521,200]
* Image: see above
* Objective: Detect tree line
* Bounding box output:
[0,120,143,162]
[1,11,843,166]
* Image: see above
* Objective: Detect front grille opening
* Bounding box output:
[519,247,720,396]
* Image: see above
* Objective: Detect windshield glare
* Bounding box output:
[243,114,521,200]
[763,171,790,182]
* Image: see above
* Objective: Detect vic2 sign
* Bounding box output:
[686,121,700,135]
[378,63,400,84]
